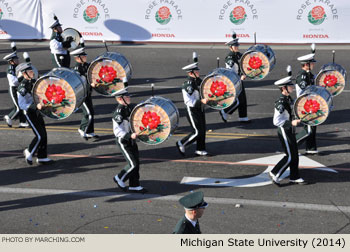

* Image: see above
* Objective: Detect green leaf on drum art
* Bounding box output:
[138,135,149,142]
[83,10,99,24]
[155,12,172,25]
[229,12,247,25]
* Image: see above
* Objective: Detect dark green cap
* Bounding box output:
[179,191,208,210]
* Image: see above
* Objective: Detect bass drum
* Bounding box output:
[240,44,276,80]
[294,85,333,126]
[33,68,87,120]
[16,63,39,80]
[315,63,347,97]
[87,52,132,96]
[130,96,179,145]
[200,68,241,110]
[61,28,82,50]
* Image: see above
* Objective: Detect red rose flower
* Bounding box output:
[141,111,161,130]
[311,6,325,20]
[323,75,338,87]
[304,99,320,114]
[248,56,262,69]
[98,66,117,83]
[233,6,246,20]
[86,5,98,19]
[45,84,66,104]
[158,6,171,20]
[210,80,227,97]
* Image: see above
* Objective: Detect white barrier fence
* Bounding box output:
[0,0,349,43]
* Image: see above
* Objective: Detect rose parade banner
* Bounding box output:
[1,0,350,43]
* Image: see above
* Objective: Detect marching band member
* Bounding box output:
[219,33,250,123]
[295,46,318,155]
[49,15,73,68]
[112,88,147,194]
[71,43,99,140]
[176,62,209,156]
[269,67,306,186]
[17,61,53,165]
[3,42,28,128]
[173,191,208,234]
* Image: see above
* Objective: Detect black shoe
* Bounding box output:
[129,186,148,194]
[113,176,127,192]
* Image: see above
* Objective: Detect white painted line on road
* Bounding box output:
[0,186,349,213]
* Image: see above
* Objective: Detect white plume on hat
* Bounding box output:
[23,52,30,63]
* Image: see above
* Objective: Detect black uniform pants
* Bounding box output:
[296,125,317,151]
[180,106,206,151]
[271,124,300,180]
[80,94,94,134]
[51,53,71,68]
[116,137,140,187]
[8,87,26,123]
[24,108,47,158]
[223,82,247,118]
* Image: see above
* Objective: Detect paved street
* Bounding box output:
[0,42,349,234]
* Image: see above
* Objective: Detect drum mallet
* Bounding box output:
[102,40,109,52]
[332,50,335,64]
[217,57,220,68]
[151,83,154,97]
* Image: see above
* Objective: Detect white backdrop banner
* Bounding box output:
[0,0,42,39]
[1,0,350,43]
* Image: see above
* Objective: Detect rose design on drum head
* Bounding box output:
[248,56,262,70]
[303,99,320,114]
[141,111,161,130]
[207,80,235,108]
[41,84,73,118]
[45,84,66,104]
[209,81,227,97]
[137,111,168,144]
[300,99,324,125]
[98,66,117,83]
[323,75,338,87]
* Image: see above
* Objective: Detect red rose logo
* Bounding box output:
[311,6,326,20]
[323,75,338,87]
[45,84,66,104]
[248,56,262,69]
[233,6,246,20]
[141,111,161,130]
[303,99,320,114]
[98,66,117,83]
[210,80,227,97]
[158,6,171,20]
[86,5,98,19]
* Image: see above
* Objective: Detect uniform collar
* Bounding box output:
[184,214,198,227]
